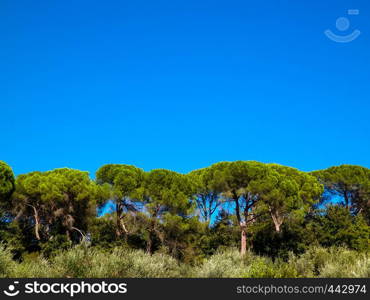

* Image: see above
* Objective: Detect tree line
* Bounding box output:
[0,160,369,261]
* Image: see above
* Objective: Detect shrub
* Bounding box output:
[0,245,15,277]
[51,246,93,277]
[50,246,185,278]
[286,246,370,278]
[244,257,299,278]
[0,245,368,278]
[194,249,253,278]
[318,249,370,278]
[243,257,275,278]
[12,257,50,278]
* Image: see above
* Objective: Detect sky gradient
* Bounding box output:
[1,0,370,177]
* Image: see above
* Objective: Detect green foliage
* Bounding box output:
[11,168,100,243]
[195,246,369,278]
[96,164,145,197]
[193,161,323,255]
[143,169,196,254]
[0,161,15,209]
[194,249,298,278]
[194,248,249,278]
[0,221,26,259]
[187,166,223,222]
[288,246,370,278]
[205,210,240,255]
[258,164,323,232]
[251,217,307,259]
[144,169,194,216]
[11,255,51,278]
[312,165,370,222]
[89,215,120,248]
[0,244,368,278]
[96,164,145,209]
[96,164,146,238]
[306,205,370,251]
[244,257,299,278]
[0,244,16,277]
[0,161,369,278]
[40,234,73,258]
[160,214,207,263]
[42,246,185,278]
[252,205,370,258]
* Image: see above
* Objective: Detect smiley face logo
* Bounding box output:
[3,282,20,297]
[325,9,361,43]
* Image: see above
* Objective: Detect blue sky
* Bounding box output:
[1,0,370,177]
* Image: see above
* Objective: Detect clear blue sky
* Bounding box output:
[1,0,370,177]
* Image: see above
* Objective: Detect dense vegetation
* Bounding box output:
[0,160,369,277]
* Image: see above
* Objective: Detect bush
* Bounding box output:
[11,257,50,278]
[50,246,185,278]
[286,246,370,278]
[0,245,15,277]
[194,249,253,278]
[244,257,299,278]
[195,246,369,278]
[0,245,368,278]
[51,246,93,277]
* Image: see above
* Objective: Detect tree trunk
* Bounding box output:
[240,227,247,255]
[71,226,86,242]
[269,207,284,233]
[273,219,282,233]
[120,218,129,242]
[34,215,41,240]
[28,205,40,240]
[116,203,122,237]
[146,234,153,254]
[240,220,248,255]
[120,218,129,234]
